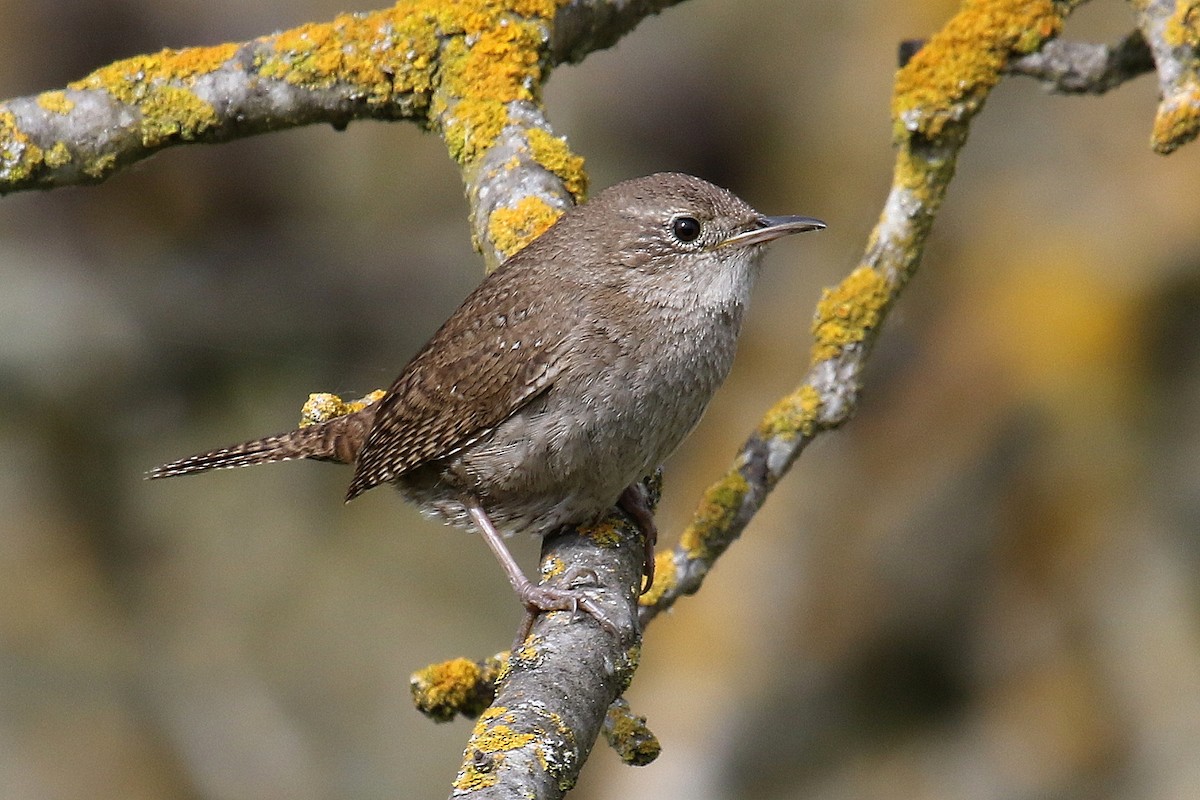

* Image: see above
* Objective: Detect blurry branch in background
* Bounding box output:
[3,0,1199,797]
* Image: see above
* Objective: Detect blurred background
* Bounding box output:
[2,0,1199,797]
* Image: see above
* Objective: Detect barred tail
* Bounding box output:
[147,407,374,479]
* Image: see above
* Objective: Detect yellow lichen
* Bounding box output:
[260,12,410,104]
[757,383,823,441]
[810,266,891,364]
[468,714,530,758]
[452,706,537,790]
[69,43,240,104]
[0,109,40,183]
[67,44,236,148]
[512,638,543,665]
[410,657,483,721]
[540,554,566,581]
[1164,0,1200,49]
[138,85,218,147]
[586,516,624,547]
[299,389,385,426]
[488,195,563,259]
[1151,84,1200,154]
[526,127,587,201]
[892,0,1063,141]
[678,471,750,562]
[81,152,117,179]
[604,700,661,766]
[252,0,567,167]
[36,91,75,115]
[43,141,72,169]
[453,760,500,791]
[637,550,677,607]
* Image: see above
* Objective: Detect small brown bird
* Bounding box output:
[150,173,824,635]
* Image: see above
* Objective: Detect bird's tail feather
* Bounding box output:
[148,407,374,479]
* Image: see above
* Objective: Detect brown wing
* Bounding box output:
[345,261,577,501]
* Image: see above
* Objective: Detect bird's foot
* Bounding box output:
[618,483,658,595]
[513,567,619,645]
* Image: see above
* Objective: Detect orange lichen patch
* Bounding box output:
[410,657,484,722]
[1152,83,1200,154]
[488,194,563,259]
[526,127,587,201]
[257,0,565,165]
[36,91,75,115]
[299,389,385,426]
[69,43,239,104]
[678,471,749,562]
[757,383,823,441]
[810,266,891,364]
[67,44,235,147]
[892,0,1063,141]
[259,10,416,104]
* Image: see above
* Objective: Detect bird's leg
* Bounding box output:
[617,483,658,595]
[466,498,617,646]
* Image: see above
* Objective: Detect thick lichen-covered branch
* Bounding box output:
[448,522,644,799]
[639,0,1079,625]
[1131,0,1200,153]
[0,0,684,268]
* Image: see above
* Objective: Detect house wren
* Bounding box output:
[150,173,824,635]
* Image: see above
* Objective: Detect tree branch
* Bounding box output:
[1004,32,1154,92]
[448,518,644,799]
[0,0,685,268]
[638,0,1081,620]
[1130,0,1200,154]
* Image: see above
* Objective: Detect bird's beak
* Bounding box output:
[720,215,826,248]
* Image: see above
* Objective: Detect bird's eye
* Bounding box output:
[671,215,702,243]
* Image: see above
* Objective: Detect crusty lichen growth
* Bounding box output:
[678,471,750,563]
[810,266,892,363]
[70,43,240,102]
[758,383,823,441]
[138,86,219,148]
[892,0,1064,141]
[453,706,537,792]
[0,109,42,183]
[585,515,624,548]
[412,653,507,722]
[35,91,74,115]
[637,551,677,607]
[1152,86,1200,152]
[43,142,72,169]
[1152,1,1200,153]
[603,698,661,766]
[525,127,587,201]
[423,0,566,167]
[67,43,237,147]
[1164,0,1200,48]
[412,657,481,721]
[540,554,567,582]
[299,389,385,426]
[488,195,563,259]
